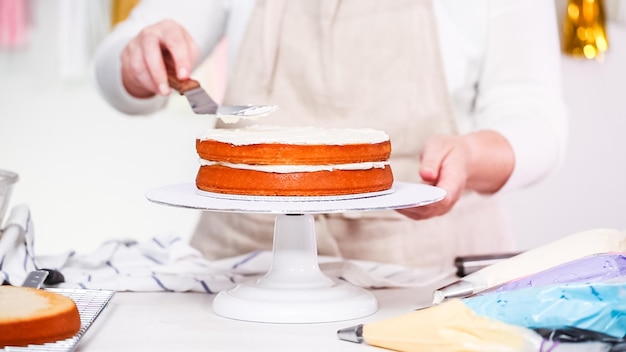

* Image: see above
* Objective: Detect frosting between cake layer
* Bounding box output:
[197,125,390,146]
[199,159,389,173]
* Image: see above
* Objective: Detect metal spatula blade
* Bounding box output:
[183,86,218,115]
[162,49,277,118]
[22,270,49,288]
[184,87,277,117]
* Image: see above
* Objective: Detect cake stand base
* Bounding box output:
[145,182,447,323]
[212,214,378,323]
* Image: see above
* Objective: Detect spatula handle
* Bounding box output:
[162,49,200,94]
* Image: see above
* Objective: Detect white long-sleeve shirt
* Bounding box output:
[94,0,568,192]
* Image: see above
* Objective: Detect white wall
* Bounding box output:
[1,1,206,255]
[1,1,625,256]
[503,23,626,250]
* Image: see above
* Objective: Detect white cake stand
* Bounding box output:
[145,182,445,323]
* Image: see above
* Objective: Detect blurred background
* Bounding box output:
[0,0,625,256]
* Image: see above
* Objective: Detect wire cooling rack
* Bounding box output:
[4,288,115,352]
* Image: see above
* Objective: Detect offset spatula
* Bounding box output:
[162,49,277,119]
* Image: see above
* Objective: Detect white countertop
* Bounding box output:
[75,280,449,352]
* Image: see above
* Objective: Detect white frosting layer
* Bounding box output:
[217,105,277,124]
[197,125,390,146]
[199,159,389,173]
[217,115,261,124]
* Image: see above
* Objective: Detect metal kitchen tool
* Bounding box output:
[162,49,277,119]
[21,270,49,289]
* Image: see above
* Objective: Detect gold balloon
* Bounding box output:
[111,0,141,27]
[562,0,609,60]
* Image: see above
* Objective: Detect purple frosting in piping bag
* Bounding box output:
[486,252,626,293]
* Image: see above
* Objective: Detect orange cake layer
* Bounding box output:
[195,126,394,196]
[0,286,81,348]
[197,164,393,196]
[196,140,391,165]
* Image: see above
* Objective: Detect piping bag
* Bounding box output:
[338,299,544,352]
[337,279,626,351]
[484,252,626,294]
[337,229,626,351]
[432,228,626,303]
[463,279,626,338]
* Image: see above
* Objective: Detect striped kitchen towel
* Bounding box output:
[0,204,453,292]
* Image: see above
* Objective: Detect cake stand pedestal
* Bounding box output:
[213,214,377,323]
[145,182,445,323]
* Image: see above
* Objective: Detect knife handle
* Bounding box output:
[454,252,519,277]
[162,49,200,94]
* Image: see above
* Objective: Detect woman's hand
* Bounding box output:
[396,131,514,220]
[120,19,200,98]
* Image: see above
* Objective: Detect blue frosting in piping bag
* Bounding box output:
[463,279,626,338]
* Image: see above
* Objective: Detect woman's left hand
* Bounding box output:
[396,131,514,220]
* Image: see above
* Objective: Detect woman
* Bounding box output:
[94,0,568,267]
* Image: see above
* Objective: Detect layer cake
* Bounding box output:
[195,126,394,196]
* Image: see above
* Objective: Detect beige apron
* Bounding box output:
[190,0,515,267]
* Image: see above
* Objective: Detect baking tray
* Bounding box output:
[4,288,115,351]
